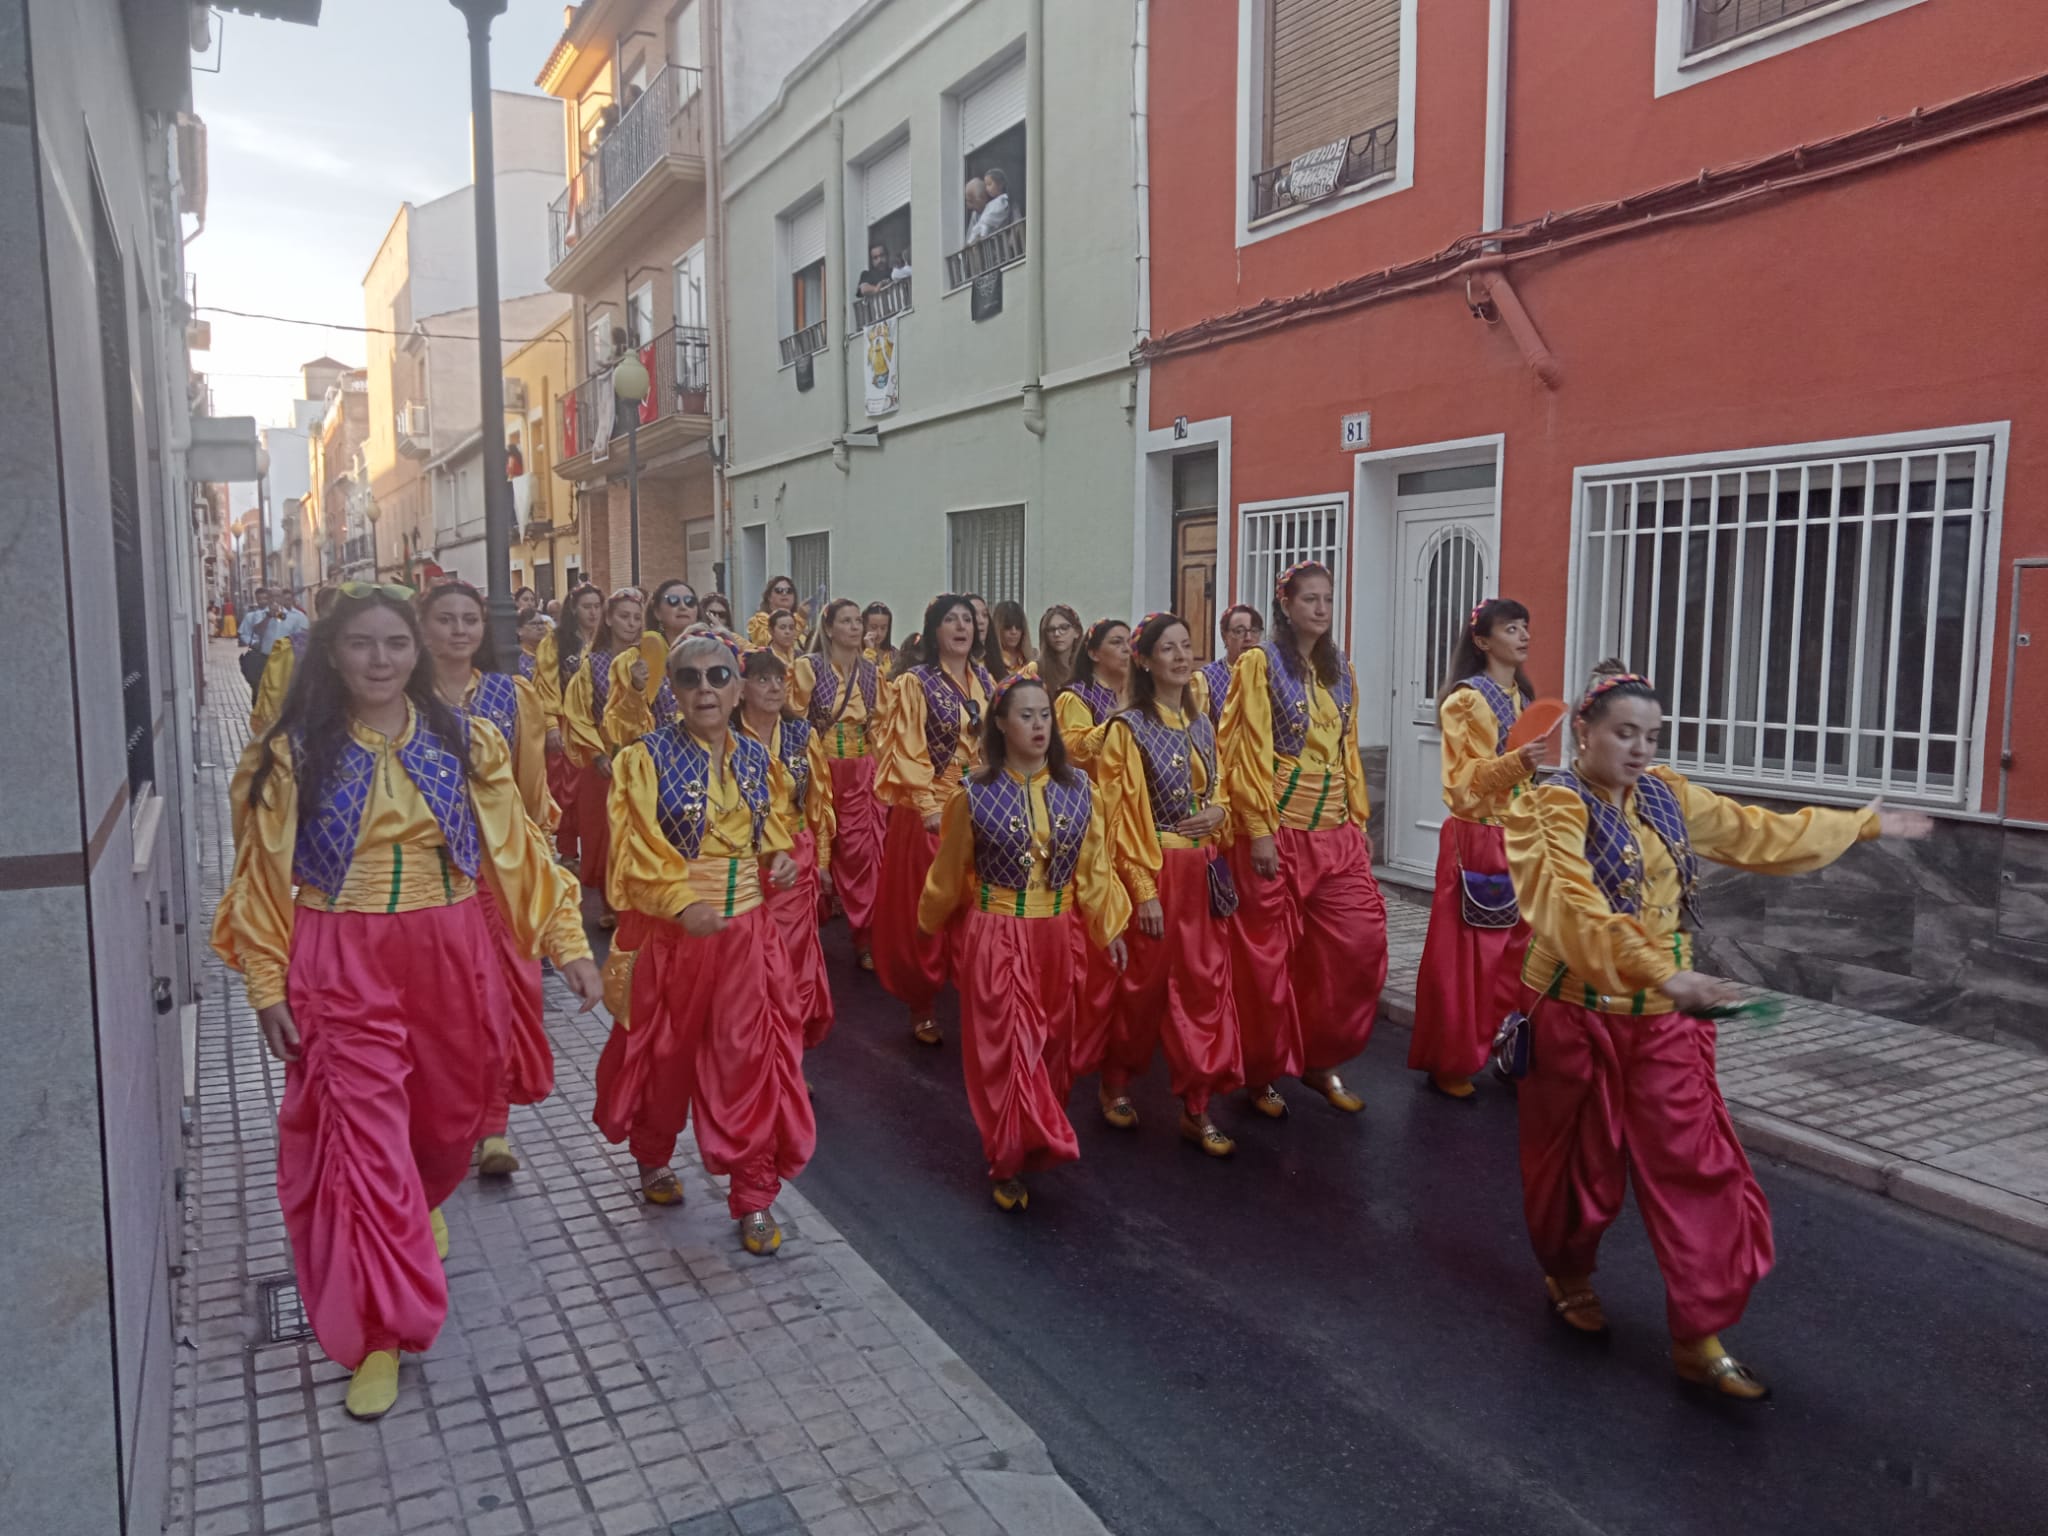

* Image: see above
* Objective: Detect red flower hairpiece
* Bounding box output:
[1575,671,1654,719]
[1275,560,1329,600]
[1469,597,1493,632]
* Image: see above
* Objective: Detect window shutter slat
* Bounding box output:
[788,199,826,270]
[1266,0,1402,168]
[863,138,911,226]
[961,58,1026,154]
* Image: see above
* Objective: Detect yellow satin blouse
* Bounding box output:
[791,654,877,761]
[248,640,297,736]
[531,630,568,727]
[606,729,796,920]
[601,648,663,752]
[210,703,589,1012]
[1056,687,1126,774]
[1219,646,1369,838]
[560,652,613,768]
[1505,765,1879,1015]
[440,669,558,832]
[1440,685,1535,825]
[917,768,1130,950]
[740,717,837,871]
[1096,703,1229,905]
[874,665,990,820]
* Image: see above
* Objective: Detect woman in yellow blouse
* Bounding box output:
[536,583,604,865]
[602,580,700,754]
[746,574,804,646]
[1035,605,1083,696]
[736,648,837,1047]
[562,588,646,921]
[212,586,600,1421]
[873,595,995,1045]
[1218,561,1386,1120]
[765,607,804,671]
[249,588,336,735]
[595,632,811,1255]
[918,674,1129,1211]
[861,601,897,679]
[1506,664,1930,1398]
[1095,613,1241,1154]
[990,599,1035,678]
[419,581,560,1180]
[794,600,888,969]
[1409,598,1546,1102]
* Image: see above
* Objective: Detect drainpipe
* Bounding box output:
[1481,0,1510,237]
[831,113,853,471]
[1131,0,1151,345]
[1021,0,1047,435]
[705,0,734,591]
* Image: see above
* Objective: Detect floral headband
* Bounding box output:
[1575,671,1655,719]
[1275,560,1330,600]
[1469,598,1493,633]
[608,585,645,605]
[989,667,1047,711]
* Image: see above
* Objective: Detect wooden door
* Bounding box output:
[1175,516,1218,662]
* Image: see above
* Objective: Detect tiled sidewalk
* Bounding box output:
[1379,883,2048,1251]
[167,645,1107,1536]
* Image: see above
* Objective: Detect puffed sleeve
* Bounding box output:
[603,649,656,750]
[511,676,559,831]
[469,719,590,965]
[875,674,940,817]
[1074,791,1132,951]
[562,658,607,767]
[532,632,564,725]
[209,735,298,1011]
[1056,691,1109,771]
[606,742,694,917]
[789,656,818,716]
[805,729,836,870]
[1219,647,1279,839]
[1096,720,1163,905]
[1662,767,1879,873]
[248,642,294,736]
[1187,669,1210,725]
[1505,781,1678,999]
[1439,688,1532,821]
[916,791,975,935]
[747,610,772,646]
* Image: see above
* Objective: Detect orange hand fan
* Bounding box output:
[1505,697,1569,752]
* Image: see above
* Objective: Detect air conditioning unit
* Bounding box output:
[396,402,431,459]
[504,377,528,411]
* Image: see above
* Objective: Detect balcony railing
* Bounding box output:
[1249,122,1398,224]
[341,533,375,571]
[852,277,913,329]
[396,401,431,459]
[549,65,706,270]
[778,322,828,368]
[945,219,1026,290]
[560,324,711,461]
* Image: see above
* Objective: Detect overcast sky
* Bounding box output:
[190,0,568,503]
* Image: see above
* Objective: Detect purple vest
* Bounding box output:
[642,726,772,859]
[1062,679,1119,725]
[965,771,1094,892]
[1198,658,1231,728]
[1458,675,1519,754]
[588,647,616,718]
[806,652,880,729]
[291,717,480,898]
[915,662,996,777]
[289,630,309,659]
[652,678,680,727]
[460,671,520,752]
[514,649,537,682]
[1263,640,1354,759]
[1547,768,1699,924]
[769,719,815,813]
[1114,705,1217,832]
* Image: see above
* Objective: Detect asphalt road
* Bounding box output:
[789,922,2048,1536]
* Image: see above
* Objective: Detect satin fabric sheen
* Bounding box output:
[824,754,884,946]
[1408,818,1531,1079]
[278,902,508,1369]
[1226,823,1388,1086]
[955,908,1082,1180]
[547,749,579,863]
[1105,846,1244,1114]
[594,906,816,1216]
[873,803,953,1015]
[574,760,611,892]
[1067,924,1122,1096]
[1517,995,1774,1339]
[476,882,555,1138]
[772,828,835,1048]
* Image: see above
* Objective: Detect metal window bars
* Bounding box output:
[1576,443,1993,805]
[944,218,1027,290]
[1237,499,1348,645]
[1249,121,1399,224]
[949,505,1026,606]
[560,324,711,459]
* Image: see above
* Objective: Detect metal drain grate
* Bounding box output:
[257,1276,313,1344]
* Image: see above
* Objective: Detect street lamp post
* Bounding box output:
[450,0,520,659]
[611,350,651,589]
[256,445,272,591]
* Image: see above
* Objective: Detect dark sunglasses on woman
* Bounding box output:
[673,664,736,690]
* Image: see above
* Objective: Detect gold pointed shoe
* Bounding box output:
[344,1351,400,1420]
[912,1018,943,1047]
[476,1135,520,1177]
[857,948,876,972]
[1099,1091,1140,1131]
[1306,1071,1364,1114]
[991,1178,1029,1212]
[429,1207,450,1261]
[639,1165,685,1206]
[1544,1275,1608,1334]
[1179,1112,1235,1158]
[1673,1342,1770,1401]
[1248,1084,1289,1119]
[739,1211,783,1256]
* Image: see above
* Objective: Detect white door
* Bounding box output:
[1387,466,1497,874]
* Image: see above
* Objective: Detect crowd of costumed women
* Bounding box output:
[216,564,1929,1420]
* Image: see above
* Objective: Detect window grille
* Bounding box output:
[788,532,829,610]
[1689,0,1845,53]
[1574,441,1994,805]
[1412,525,1487,725]
[1236,497,1347,643]
[949,505,1025,607]
[96,182,154,800]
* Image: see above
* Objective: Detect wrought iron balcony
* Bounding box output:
[853,277,913,329]
[559,324,712,463]
[548,65,706,271]
[1249,122,1398,224]
[944,219,1026,290]
[778,322,828,368]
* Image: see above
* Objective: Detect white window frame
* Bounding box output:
[1234,0,1418,250]
[1654,0,1930,97]
[1565,423,2008,812]
[788,530,830,606]
[1235,493,1350,645]
[585,306,613,372]
[627,281,655,346]
[942,43,1027,274]
[775,188,829,358]
[947,502,1027,607]
[674,242,707,331]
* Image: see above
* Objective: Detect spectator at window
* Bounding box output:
[969,167,1014,242]
[858,243,894,296]
[891,249,913,282]
[506,432,525,479]
[963,177,989,238]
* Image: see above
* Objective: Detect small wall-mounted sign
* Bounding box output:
[795,351,815,392]
[1340,411,1371,450]
[1173,416,1189,440]
[971,268,1004,322]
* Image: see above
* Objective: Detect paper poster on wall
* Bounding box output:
[864,318,899,417]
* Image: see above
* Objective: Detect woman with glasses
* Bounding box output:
[1035,605,1084,697]
[562,588,646,924]
[1218,562,1385,1121]
[538,583,604,865]
[873,594,994,1046]
[793,599,887,970]
[1193,604,1263,728]
[917,673,1128,1211]
[418,581,561,1180]
[514,611,551,682]
[213,583,602,1420]
[1055,617,1132,1104]
[603,579,698,750]
[701,591,736,632]
[595,632,813,1254]
[747,576,804,647]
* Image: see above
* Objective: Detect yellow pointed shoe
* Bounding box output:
[1247,1084,1289,1120]
[1098,1089,1140,1131]
[476,1135,520,1177]
[639,1165,685,1206]
[429,1207,450,1262]
[344,1350,400,1420]
[1305,1071,1364,1114]
[1179,1112,1235,1158]
[739,1211,783,1256]
[1428,1072,1478,1103]
[990,1178,1029,1212]
[1673,1337,1770,1401]
[857,947,876,972]
[911,1017,943,1048]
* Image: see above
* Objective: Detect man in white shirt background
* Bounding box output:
[968,166,1013,242]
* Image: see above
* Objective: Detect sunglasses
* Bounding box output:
[963,700,982,728]
[673,664,736,690]
[663,592,697,608]
[339,580,416,602]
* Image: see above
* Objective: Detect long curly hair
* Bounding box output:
[246,589,474,816]
[1270,562,1341,688]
